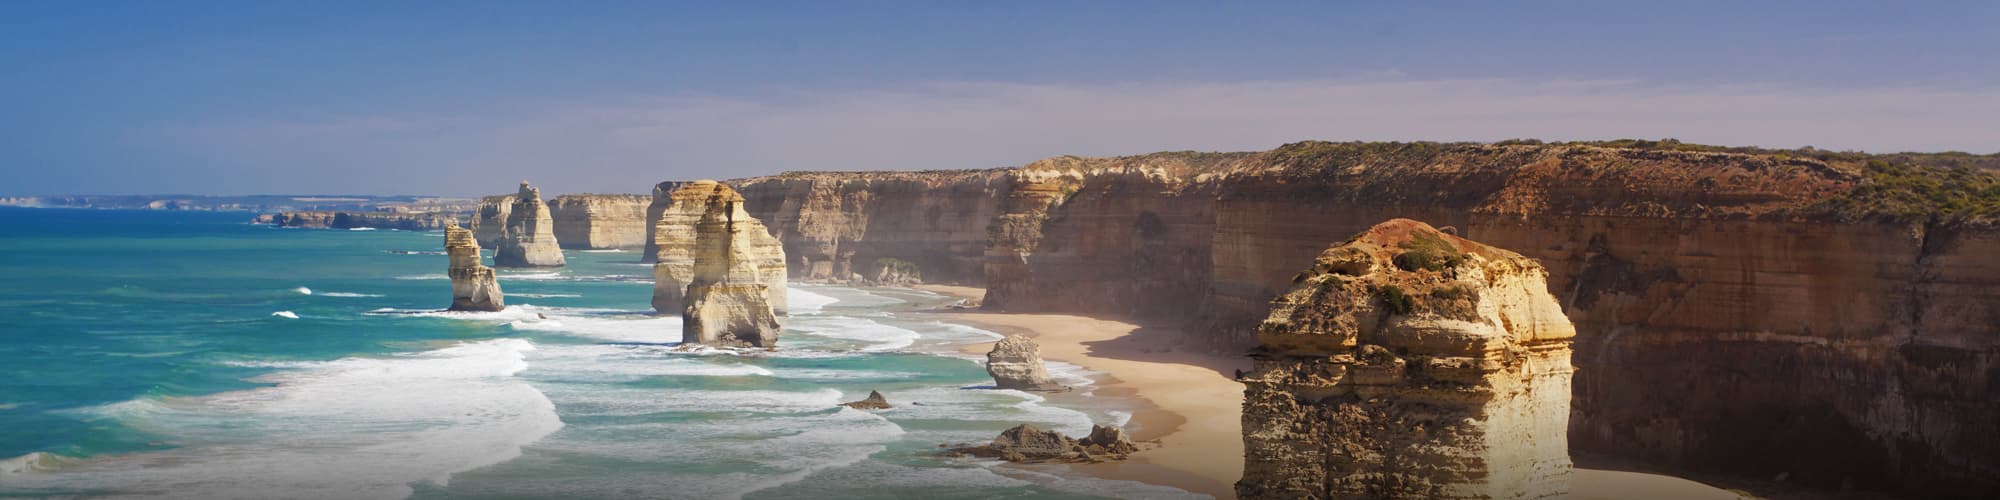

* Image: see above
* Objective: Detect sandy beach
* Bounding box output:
[915,284,1751,500]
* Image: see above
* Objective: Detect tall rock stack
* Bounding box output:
[653,181,788,316]
[493,181,566,268]
[640,181,690,264]
[679,183,788,347]
[444,224,504,312]
[1238,219,1574,500]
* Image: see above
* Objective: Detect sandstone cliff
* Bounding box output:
[471,194,514,247]
[444,224,504,312]
[1239,219,1574,499]
[548,194,650,249]
[255,211,459,230]
[680,183,787,347]
[492,182,565,268]
[652,181,788,315]
[716,142,2000,496]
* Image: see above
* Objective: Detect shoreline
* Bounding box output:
[913,284,1249,499]
[911,284,1757,500]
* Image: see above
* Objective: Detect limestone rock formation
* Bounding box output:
[949,424,1137,463]
[840,390,892,410]
[256,211,459,230]
[470,194,514,247]
[984,335,1067,391]
[444,225,504,312]
[729,170,1011,284]
[1237,219,1574,499]
[652,181,787,315]
[548,194,650,249]
[679,183,787,347]
[492,182,565,268]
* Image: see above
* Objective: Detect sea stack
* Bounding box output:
[679,183,787,347]
[1236,219,1575,499]
[548,194,650,250]
[984,334,1068,391]
[493,181,565,268]
[444,224,504,312]
[654,181,787,315]
[470,194,515,247]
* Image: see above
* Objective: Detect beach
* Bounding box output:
[916,284,1750,500]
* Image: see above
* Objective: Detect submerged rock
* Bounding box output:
[492,181,565,268]
[1237,218,1575,499]
[949,423,1136,463]
[680,183,787,347]
[984,335,1068,391]
[444,224,503,312]
[840,390,892,410]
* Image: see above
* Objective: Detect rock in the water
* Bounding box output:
[444,224,503,312]
[1237,218,1575,500]
[653,181,788,316]
[984,335,1067,391]
[840,390,892,410]
[680,183,787,347]
[470,194,514,247]
[492,181,565,268]
[949,424,1135,463]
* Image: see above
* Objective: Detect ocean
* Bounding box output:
[0,208,1197,499]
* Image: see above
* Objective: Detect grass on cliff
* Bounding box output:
[1392,231,1467,273]
[1815,160,2000,224]
[1376,285,1415,315]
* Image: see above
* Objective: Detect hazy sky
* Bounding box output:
[3,1,1996,196]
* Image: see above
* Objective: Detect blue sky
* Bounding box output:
[3,1,1996,196]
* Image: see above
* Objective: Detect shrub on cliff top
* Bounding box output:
[1376,285,1415,315]
[1392,231,1467,273]
[1815,160,2000,224]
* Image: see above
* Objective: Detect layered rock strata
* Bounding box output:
[714,142,2000,496]
[984,334,1067,391]
[255,211,458,230]
[443,224,504,312]
[548,194,650,249]
[470,194,514,247]
[492,182,565,268]
[1237,219,1574,499]
[651,181,788,315]
[679,184,787,347]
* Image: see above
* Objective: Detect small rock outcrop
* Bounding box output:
[984,335,1068,391]
[840,390,892,410]
[548,194,650,249]
[444,224,504,311]
[1237,219,1575,499]
[949,424,1137,463]
[654,181,788,315]
[680,183,787,347]
[492,182,565,268]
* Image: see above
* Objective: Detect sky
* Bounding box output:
[2,1,1996,197]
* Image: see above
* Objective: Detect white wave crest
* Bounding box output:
[318,292,383,298]
[293,287,312,295]
[270,311,299,319]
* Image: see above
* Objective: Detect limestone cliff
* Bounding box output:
[256,211,459,231]
[679,183,787,347]
[548,194,650,249]
[492,182,565,268]
[639,181,690,264]
[1238,219,1574,499]
[444,224,504,312]
[715,142,2000,496]
[471,194,514,247]
[652,181,788,315]
[730,170,1012,284]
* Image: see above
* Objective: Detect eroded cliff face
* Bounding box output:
[471,195,514,247]
[493,182,565,268]
[444,225,503,312]
[548,194,649,249]
[1239,219,1573,499]
[731,170,1011,284]
[257,211,459,230]
[680,184,787,347]
[717,142,2000,496]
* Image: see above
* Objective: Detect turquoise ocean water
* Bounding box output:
[0,208,1195,499]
